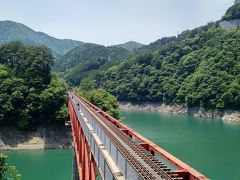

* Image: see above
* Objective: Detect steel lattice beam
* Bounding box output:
[68,92,208,180]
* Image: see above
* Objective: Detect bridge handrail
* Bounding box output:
[69,93,125,180]
[72,93,180,179]
[75,93,209,180]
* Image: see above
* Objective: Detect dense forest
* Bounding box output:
[87,25,240,110]
[112,41,144,51]
[222,1,240,21]
[0,41,121,131]
[64,2,240,111]
[54,43,130,86]
[0,42,68,129]
[0,20,82,57]
[1,2,240,132]
[75,88,120,119]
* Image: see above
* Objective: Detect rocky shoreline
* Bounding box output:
[1,103,239,151]
[119,102,240,122]
[0,126,72,150]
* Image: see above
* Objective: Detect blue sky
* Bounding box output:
[0,0,235,45]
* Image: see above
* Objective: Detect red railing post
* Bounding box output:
[70,112,95,180]
[90,154,96,180]
[84,139,89,180]
[73,94,209,180]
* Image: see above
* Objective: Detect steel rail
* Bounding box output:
[72,92,182,180]
[88,105,181,180]
[70,94,125,180]
[75,93,209,180]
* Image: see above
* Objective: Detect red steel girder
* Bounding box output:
[68,99,97,180]
[75,94,208,180]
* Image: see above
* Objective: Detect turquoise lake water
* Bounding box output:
[2,111,240,179]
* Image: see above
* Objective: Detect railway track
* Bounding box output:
[73,93,183,180]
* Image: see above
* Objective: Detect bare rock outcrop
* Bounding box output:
[219,19,240,30]
[0,126,72,150]
[119,102,240,122]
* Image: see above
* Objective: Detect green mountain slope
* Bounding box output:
[80,3,240,110]
[133,36,176,54]
[222,1,240,20]
[112,41,144,51]
[0,20,83,56]
[54,43,130,85]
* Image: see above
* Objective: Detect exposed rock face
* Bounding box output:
[119,102,240,122]
[222,112,240,122]
[219,19,240,30]
[119,102,187,115]
[0,126,72,150]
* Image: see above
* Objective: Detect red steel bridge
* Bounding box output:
[68,92,208,180]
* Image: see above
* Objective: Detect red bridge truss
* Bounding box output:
[68,92,208,180]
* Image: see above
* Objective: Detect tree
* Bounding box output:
[222,2,240,21]
[0,154,20,180]
[76,89,120,119]
[0,42,68,129]
[76,22,240,111]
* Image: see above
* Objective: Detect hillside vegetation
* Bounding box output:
[54,43,130,86]
[0,21,82,56]
[112,41,144,51]
[0,154,20,179]
[75,89,120,119]
[133,36,176,54]
[0,42,68,129]
[222,1,240,21]
[77,3,240,111]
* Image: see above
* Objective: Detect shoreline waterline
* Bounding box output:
[121,110,240,180]
[119,101,240,122]
[0,126,72,150]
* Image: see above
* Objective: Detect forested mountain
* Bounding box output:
[54,43,130,85]
[222,1,240,20]
[0,42,68,129]
[133,37,176,54]
[112,41,144,51]
[0,21,83,56]
[78,2,240,110]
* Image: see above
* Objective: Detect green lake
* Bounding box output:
[2,111,240,180]
[3,149,72,180]
[121,111,240,180]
